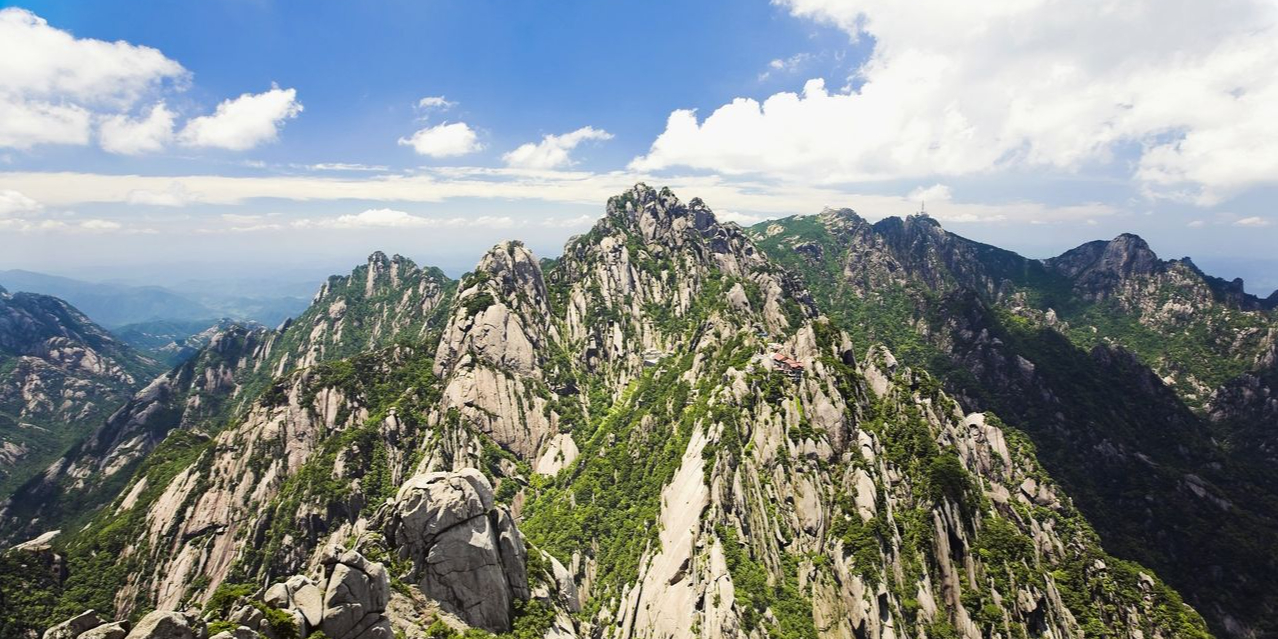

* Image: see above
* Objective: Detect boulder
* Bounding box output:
[262,574,325,630]
[123,611,197,639]
[385,469,530,633]
[319,549,392,639]
[79,623,129,639]
[43,611,103,639]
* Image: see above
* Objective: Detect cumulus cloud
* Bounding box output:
[178,85,303,150]
[907,183,952,205]
[0,7,186,149]
[99,102,175,154]
[0,9,303,154]
[503,126,613,169]
[398,122,483,157]
[632,0,1278,205]
[0,189,41,217]
[716,210,765,226]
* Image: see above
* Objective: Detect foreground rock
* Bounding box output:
[384,469,529,633]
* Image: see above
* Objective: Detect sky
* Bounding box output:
[1,0,1276,292]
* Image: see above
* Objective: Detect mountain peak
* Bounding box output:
[472,240,549,307]
[1048,233,1161,281]
[817,207,866,229]
[605,183,716,245]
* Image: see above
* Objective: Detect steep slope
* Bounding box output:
[2,186,1209,639]
[0,286,162,497]
[0,253,455,543]
[112,317,247,366]
[753,211,1278,637]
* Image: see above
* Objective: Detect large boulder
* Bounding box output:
[123,612,198,639]
[384,469,530,633]
[43,611,104,639]
[263,574,325,631]
[79,623,129,639]
[318,550,392,639]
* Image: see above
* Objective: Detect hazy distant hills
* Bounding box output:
[0,269,312,329]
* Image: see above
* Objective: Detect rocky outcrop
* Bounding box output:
[264,574,325,633]
[318,550,392,639]
[0,289,161,500]
[123,612,199,639]
[41,610,198,639]
[384,469,529,633]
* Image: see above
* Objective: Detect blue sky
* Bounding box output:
[2,0,1276,292]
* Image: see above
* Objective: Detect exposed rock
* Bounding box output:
[78,623,129,639]
[43,610,103,639]
[122,611,198,639]
[319,550,392,639]
[384,469,529,633]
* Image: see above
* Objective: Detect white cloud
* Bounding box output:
[0,8,186,149]
[0,167,1127,227]
[126,181,197,207]
[1234,216,1271,227]
[0,189,41,217]
[416,96,455,110]
[717,210,765,226]
[759,53,813,81]
[0,215,138,234]
[503,126,613,169]
[178,85,303,150]
[99,102,174,154]
[1187,220,1206,228]
[302,162,389,172]
[632,0,1278,205]
[399,122,482,157]
[289,208,516,231]
[540,214,596,229]
[907,183,952,204]
[78,219,121,231]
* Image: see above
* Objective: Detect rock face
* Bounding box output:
[264,574,326,632]
[122,612,198,639]
[384,469,529,633]
[319,550,393,639]
[42,610,106,639]
[753,209,1278,637]
[0,288,161,499]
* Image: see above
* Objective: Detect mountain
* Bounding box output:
[0,270,313,329]
[0,186,1214,639]
[752,209,1278,637]
[0,286,164,498]
[0,270,218,328]
[0,252,456,545]
[113,318,252,366]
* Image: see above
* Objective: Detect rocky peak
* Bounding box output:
[817,207,867,230]
[470,241,550,314]
[1049,233,1161,281]
[433,242,554,380]
[603,182,716,247]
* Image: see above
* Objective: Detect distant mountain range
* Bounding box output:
[0,269,312,329]
[1,186,1275,639]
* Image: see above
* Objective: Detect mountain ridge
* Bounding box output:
[0,185,1248,639]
